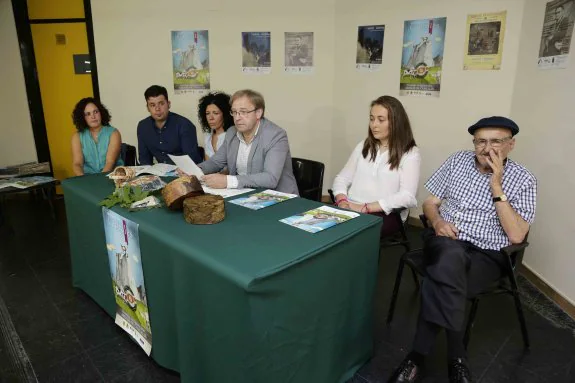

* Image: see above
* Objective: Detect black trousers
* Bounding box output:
[412,229,505,357]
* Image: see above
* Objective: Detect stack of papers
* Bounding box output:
[0,176,56,190]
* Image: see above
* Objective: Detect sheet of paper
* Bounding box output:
[280,205,359,233]
[133,164,178,177]
[168,154,204,178]
[228,189,297,210]
[202,186,254,199]
[148,163,178,176]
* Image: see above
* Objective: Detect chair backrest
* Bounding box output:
[121,143,137,166]
[328,189,336,204]
[198,146,206,161]
[507,231,530,270]
[291,157,325,201]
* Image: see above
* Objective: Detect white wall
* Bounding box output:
[16,0,575,306]
[332,0,525,215]
[0,0,37,166]
[92,0,336,184]
[510,0,575,305]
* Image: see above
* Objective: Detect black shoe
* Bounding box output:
[388,357,421,383]
[448,358,472,383]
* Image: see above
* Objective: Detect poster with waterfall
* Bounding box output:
[356,25,385,71]
[242,32,271,74]
[171,30,210,94]
[399,17,447,97]
[102,208,152,355]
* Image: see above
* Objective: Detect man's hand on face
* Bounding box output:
[485,148,504,191]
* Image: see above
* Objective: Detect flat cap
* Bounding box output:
[468,116,519,136]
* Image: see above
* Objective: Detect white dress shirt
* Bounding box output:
[203,131,226,158]
[332,141,421,221]
[227,123,260,188]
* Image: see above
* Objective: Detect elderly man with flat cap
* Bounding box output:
[388,117,537,383]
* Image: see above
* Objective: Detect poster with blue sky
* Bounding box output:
[103,208,152,355]
[171,30,210,94]
[400,17,447,97]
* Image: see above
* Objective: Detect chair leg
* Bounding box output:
[386,259,406,325]
[410,268,420,289]
[509,275,530,349]
[463,298,480,350]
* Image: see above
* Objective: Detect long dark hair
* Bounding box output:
[71,97,111,132]
[362,95,416,170]
[197,91,234,133]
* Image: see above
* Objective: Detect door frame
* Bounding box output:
[11,0,100,169]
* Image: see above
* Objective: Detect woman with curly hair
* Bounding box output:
[197,91,234,160]
[71,97,123,176]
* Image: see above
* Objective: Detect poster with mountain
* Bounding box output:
[171,30,210,94]
[399,17,447,97]
[102,208,152,355]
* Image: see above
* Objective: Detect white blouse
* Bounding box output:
[332,141,421,221]
[203,131,226,159]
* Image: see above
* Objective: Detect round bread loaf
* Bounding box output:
[162,176,204,210]
[183,194,225,224]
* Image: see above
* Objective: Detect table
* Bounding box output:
[62,174,382,383]
[0,178,59,231]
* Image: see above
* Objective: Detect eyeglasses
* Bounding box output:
[230,109,256,118]
[472,137,512,148]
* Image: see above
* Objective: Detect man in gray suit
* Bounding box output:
[199,89,299,195]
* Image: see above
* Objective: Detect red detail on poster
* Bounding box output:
[194,31,198,43]
[429,20,434,34]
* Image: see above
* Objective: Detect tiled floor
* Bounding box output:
[0,195,573,382]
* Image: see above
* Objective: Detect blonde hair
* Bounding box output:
[231,89,265,117]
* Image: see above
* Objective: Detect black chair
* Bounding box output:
[292,157,325,202]
[386,214,531,350]
[121,143,138,166]
[198,146,206,161]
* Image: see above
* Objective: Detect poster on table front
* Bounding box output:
[399,17,447,97]
[242,32,271,74]
[102,207,152,356]
[171,30,210,94]
[356,25,385,72]
[284,32,314,74]
[538,0,575,69]
[463,11,507,70]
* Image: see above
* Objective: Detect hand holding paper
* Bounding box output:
[168,154,204,179]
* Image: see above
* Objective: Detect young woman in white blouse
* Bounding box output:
[332,95,421,237]
[197,92,235,160]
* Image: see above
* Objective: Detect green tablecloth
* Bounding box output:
[62,174,382,383]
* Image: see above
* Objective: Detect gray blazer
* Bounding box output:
[198,118,299,195]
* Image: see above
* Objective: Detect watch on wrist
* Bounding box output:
[492,194,508,203]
